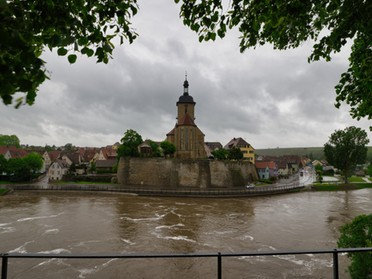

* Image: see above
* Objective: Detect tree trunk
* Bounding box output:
[343,167,349,184]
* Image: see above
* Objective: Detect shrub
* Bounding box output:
[337,214,372,279]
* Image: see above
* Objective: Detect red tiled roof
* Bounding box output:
[48,151,61,162]
[100,146,117,159]
[2,146,29,158]
[0,146,9,155]
[255,161,277,169]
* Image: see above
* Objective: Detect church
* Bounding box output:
[166,77,207,159]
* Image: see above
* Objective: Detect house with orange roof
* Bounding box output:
[98,146,117,160]
[0,146,29,159]
[42,150,61,169]
[0,146,12,160]
[7,146,28,159]
[255,160,278,180]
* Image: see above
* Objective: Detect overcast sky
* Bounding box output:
[1,1,371,149]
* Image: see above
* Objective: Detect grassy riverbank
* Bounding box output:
[0,188,9,195]
[52,181,114,185]
[312,183,372,191]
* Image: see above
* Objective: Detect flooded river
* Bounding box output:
[0,189,371,278]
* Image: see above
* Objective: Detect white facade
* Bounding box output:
[48,160,68,181]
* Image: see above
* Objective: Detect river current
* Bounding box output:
[0,189,371,279]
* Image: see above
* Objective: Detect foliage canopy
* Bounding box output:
[160,141,176,157]
[117,129,143,157]
[177,0,372,122]
[1,152,43,181]
[0,134,20,147]
[0,0,138,107]
[227,147,244,160]
[337,214,372,279]
[1,0,371,123]
[324,126,369,183]
[212,148,228,160]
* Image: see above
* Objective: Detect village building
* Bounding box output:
[255,160,278,180]
[166,77,207,159]
[95,159,117,172]
[224,137,255,163]
[48,159,69,181]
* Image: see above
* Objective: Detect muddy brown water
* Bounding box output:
[0,189,371,278]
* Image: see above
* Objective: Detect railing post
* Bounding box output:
[1,254,8,279]
[333,249,339,279]
[217,252,222,279]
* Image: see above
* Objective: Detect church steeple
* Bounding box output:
[177,74,195,104]
[183,72,189,95]
[177,74,196,123]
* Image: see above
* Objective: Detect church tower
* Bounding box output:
[176,78,195,123]
[166,76,206,159]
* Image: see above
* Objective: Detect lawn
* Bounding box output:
[312,183,372,191]
[52,181,112,185]
[0,188,9,195]
[0,181,11,184]
[348,176,366,183]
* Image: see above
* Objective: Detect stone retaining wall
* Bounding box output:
[117,157,258,188]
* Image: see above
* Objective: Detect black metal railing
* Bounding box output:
[1,247,371,279]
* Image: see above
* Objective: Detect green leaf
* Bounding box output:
[78,37,89,46]
[57,47,68,56]
[82,47,94,57]
[67,54,77,64]
[191,23,200,32]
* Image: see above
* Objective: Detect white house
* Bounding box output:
[48,159,69,181]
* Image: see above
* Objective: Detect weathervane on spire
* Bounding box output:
[183,71,189,94]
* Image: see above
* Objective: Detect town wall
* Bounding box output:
[117,158,258,188]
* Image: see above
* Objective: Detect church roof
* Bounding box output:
[177,94,195,104]
[166,127,175,136]
[178,113,196,126]
[177,77,195,104]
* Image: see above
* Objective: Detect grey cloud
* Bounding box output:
[0,0,370,148]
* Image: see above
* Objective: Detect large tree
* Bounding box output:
[227,147,244,160]
[211,148,228,160]
[1,1,371,122]
[324,126,369,184]
[3,152,43,181]
[177,0,372,122]
[0,134,20,147]
[117,129,143,157]
[160,141,176,157]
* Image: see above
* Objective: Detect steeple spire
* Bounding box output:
[183,72,189,95]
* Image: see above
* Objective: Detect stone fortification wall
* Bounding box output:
[117,158,258,189]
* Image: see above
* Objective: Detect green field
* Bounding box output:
[256,146,372,160]
[0,189,9,195]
